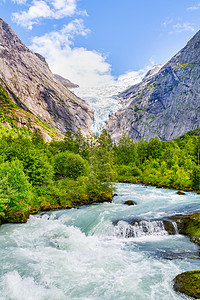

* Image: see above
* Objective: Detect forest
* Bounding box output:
[0,121,200,224]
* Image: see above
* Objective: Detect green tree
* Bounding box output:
[0,159,33,219]
[137,138,148,165]
[54,151,88,179]
[191,165,200,190]
[91,129,114,183]
[115,134,137,165]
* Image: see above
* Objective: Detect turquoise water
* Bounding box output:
[0,183,200,299]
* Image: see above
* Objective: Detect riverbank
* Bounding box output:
[117,177,200,194]
[0,189,113,225]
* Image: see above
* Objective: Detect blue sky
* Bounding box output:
[1,0,200,87]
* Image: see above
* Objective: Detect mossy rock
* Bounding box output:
[180,213,200,236]
[190,236,200,246]
[173,270,200,299]
[124,200,137,206]
[170,212,200,246]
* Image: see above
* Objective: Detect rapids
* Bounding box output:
[0,183,200,300]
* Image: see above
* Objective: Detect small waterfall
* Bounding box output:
[171,220,179,234]
[114,220,169,238]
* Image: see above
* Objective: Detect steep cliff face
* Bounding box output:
[105,31,200,142]
[0,18,93,136]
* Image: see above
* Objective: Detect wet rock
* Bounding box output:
[173,271,200,299]
[162,220,178,235]
[124,200,137,206]
[176,191,186,195]
[190,236,200,246]
[113,193,118,196]
[170,212,200,246]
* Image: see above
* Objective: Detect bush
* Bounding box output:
[21,150,54,186]
[0,159,33,221]
[192,165,200,190]
[54,151,88,179]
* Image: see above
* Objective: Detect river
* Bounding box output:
[0,183,200,300]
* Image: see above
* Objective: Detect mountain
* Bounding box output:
[0,18,93,139]
[54,74,79,89]
[104,31,200,142]
[74,71,146,134]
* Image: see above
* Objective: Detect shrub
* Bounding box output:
[54,151,88,179]
[0,159,33,220]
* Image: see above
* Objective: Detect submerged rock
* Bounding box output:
[173,271,200,299]
[124,200,137,206]
[176,191,186,195]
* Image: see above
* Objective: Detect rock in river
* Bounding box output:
[173,270,200,299]
[124,200,137,206]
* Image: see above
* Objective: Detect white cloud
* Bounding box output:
[29,20,113,87]
[12,0,78,29]
[162,18,195,35]
[169,22,195,34]
[187,3,200,11]
[162,18,173,28]
[12,0,27,4]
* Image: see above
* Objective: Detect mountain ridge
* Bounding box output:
[0,17,93,139]
[104,30,200,142]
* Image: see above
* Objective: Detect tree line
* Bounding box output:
[0,126,199,224]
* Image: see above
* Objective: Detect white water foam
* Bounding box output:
[114,220,168,238]
[0,183,199,299]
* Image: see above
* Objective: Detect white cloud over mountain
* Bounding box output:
[30,19,113,87]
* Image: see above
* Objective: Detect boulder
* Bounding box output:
[173,271,200,299]
[176,191,186,195]
[124,200,137,206]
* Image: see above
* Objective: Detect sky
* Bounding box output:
[1,0,200,87]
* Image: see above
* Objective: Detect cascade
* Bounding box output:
[114,220,169,238]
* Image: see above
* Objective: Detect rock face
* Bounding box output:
[54,74,79,89]
[105,31,200,142]
[0,18,93,136]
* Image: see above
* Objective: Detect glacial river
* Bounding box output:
[0,183,200,300]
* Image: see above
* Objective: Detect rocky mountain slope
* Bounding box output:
[74,70,146,134]
[105,31,200,142]
[0,18,93,138]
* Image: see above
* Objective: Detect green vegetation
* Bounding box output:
[0,128,114,224]
[1,80,200,224]
[113,133,200,192]
[0,123,200,224]
[0,85,18,127]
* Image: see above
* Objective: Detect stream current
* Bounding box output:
[0,183,200,300]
